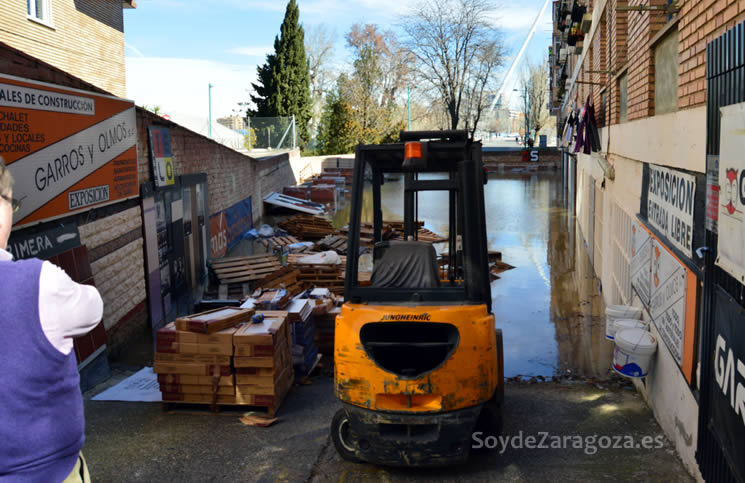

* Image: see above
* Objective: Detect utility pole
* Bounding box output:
[407,85,413,130]
[208,83,214,138]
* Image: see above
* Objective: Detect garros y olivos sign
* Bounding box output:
[0,74,138,229]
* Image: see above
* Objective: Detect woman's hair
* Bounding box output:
[0,157,13,197]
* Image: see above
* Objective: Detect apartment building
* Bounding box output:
[0,0,135,97]
[551,1,745,481]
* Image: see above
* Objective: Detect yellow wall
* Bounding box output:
[0,0,127,97]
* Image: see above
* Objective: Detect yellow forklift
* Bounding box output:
[331,130,504,466]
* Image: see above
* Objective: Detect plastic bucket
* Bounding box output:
[605,305,643,340]
[609,319,648,340]
[613,328,657,378]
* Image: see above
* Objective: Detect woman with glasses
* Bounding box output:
[0,157,103,482]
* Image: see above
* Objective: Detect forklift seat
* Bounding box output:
[371,240,441,289]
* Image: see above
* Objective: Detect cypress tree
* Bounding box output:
[250,0,312,148]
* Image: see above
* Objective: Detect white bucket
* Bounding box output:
[613,328,657,378]
[605,305,643,340]
[609,319,648,340]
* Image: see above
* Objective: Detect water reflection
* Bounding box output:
[333,171,612,379]
[487,173,611,378]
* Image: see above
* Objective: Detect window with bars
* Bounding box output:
[27,0,52,25]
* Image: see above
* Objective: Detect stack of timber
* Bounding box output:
[210,254,282,297]
[286,299,319,378]
[278,215,334,240]
[154,308,254,407]
[233,314,294,415]
[315,306,340,356]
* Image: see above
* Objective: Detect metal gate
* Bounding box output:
[697,21,745,483]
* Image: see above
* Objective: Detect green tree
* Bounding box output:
[250,0,312,148]
[314,85,361,155]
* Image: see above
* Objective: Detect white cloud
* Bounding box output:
[227,45,273,57]
[125,56,257,120]
[494,3,553,31]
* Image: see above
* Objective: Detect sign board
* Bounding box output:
[210,211,227,259]
[649,238,688,365]
[710,287,745,482]
[148,126,175,188]
[6,223,80,260]
[646,163,697,257]
[716,103,745,283]
[225,196,252,250]
[0,74,138,228]
[706,155,720,233]
[630,220,652,306]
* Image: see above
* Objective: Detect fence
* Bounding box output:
[244,116,296,151]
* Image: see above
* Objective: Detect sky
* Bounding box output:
[123,0,553,121]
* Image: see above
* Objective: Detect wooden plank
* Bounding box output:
[218,284,228,299]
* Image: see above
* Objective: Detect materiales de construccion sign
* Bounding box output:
[647,164,696,255]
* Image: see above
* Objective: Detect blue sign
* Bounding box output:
[225,196,253,250]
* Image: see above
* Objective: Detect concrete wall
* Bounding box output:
[0,0,127,97]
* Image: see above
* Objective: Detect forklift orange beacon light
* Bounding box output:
[404,141,423,160]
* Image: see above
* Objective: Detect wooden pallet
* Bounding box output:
[316,234,349,254]
[278,214,335,240]
[211,254,282,284]
[253,266,303,295]
[260,235,301,250]
[161,376,292,417]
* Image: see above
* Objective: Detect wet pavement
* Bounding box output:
[83,171,692,481]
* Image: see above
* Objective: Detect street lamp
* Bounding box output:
[514,87,530,146]
[208,83,214,138]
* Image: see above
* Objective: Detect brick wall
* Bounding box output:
[607,0,628,125]
[0,0,126,97]
[136,109,296,223]
[678,0,745,109]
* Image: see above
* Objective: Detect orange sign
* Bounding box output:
[210,211,228,259]
[0,74,138,228]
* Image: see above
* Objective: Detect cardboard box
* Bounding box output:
[156,341,233,356]
[154,352,231,365]
[157,322,240,346]
[157,374,234,387]
[235,366,292,396]
[158,384,235,396]
[153,361,231,376]
[233,316,287,345]
[174,307,253,334]
[234,343,277,357]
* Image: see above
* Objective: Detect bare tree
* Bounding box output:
[305,23,336,101]
[305,24,336,138]
[402,0,504,133]
[521,57,551,140]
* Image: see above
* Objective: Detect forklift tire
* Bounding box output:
[331,409,363,463]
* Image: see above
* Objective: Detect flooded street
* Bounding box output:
[332,171,612,379]
[484,173,611,378]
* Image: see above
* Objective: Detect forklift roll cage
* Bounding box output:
[344,130,492,310]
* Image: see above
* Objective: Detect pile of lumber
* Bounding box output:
[153,308,293,415]
[314,305,340,356]
[278,214,335,240]
[389,227,447,243]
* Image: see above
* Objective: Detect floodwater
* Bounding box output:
[334,171,612,379]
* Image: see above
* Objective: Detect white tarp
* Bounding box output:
[91,367,162,402]
[716,103,745,283]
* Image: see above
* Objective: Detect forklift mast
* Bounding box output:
[344,130,491,311]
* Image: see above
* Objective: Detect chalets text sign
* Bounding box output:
[0,74,138,228]
[646,164,697,257]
